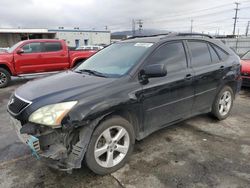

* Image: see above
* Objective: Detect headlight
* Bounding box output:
[29,101,77,127]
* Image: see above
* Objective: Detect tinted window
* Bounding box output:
[148,42,187,72]
[43,42,62,52]
[188,41,211,67]
[212,45,229,61]
[22,43,41,53]
[208,44,220,63]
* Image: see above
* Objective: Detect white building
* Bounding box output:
[0,28,55,47]
[0,28,111,48]
[50,29,111,47]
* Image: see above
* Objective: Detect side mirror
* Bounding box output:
[139,64,167,84]
[16,49,24,54]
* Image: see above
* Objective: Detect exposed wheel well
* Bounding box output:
[95,109,140,140]
[0,64,12,75]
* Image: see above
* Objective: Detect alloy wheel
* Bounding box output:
[94,126,130,168]
[0,72,7,86]
[218,91,232,116]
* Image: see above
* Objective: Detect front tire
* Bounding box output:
[85,116,135,175]
[212,86,234,120]
[0,68,11,88]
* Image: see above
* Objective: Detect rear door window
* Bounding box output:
[147,41,187,72]
[43,42,62,52]
[188,41,211,67]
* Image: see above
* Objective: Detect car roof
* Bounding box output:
[121,33,219,44]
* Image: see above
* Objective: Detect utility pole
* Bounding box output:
[246,21,250,36]
[233,2,240,36]
[191,19,194,33]
[132,19,143,36]
[132,19,136,37]
[137,19,143,35]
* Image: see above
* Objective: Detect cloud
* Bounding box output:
[0,0,249,34]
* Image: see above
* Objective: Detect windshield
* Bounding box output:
[7,41,24,53]
[75,42,153,78]
[242,51,250,60]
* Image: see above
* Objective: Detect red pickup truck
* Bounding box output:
[0,39,96,88]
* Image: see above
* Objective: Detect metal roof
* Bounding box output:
[0,28,55,34]
[49,29,110,33]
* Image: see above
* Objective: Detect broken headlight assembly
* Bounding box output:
[29,101,77,128]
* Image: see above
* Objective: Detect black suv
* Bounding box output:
[8,33,241,174]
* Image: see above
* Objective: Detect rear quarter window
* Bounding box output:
[208,44,220,63]
[211,44,229,61]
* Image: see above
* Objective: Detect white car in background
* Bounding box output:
[76,45,104,51]
[0,47,9,53]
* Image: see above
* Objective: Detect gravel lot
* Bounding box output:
[0,78,250,188]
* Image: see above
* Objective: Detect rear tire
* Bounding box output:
[211,86,234,120]
[85,116,135,175]
[0,68,11,88]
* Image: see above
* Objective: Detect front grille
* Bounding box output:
[8,95,31,115]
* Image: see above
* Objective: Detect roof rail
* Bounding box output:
[176,33,213,39]
[125,32,173,40]
[124,32,213,40]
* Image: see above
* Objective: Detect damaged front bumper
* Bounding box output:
[10,117,91,172]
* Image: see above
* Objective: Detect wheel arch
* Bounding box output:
[0,64,13,75]
[86,108,140,142]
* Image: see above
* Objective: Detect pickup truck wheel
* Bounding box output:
[212,86,234,120]
[0,68,11,88]
[85,116,135,175]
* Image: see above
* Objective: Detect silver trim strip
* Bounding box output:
[7,93,32,116]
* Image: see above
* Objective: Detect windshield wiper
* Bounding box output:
[75,69,108,78]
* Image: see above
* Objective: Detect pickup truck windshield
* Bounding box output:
[75,42,154,78]
[7,41,24,53]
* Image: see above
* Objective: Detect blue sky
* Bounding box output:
[0,0,250,35]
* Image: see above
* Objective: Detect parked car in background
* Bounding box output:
[241,50,250,86]
[8,33,241,175]
[0,39,97,88]
[0,48,9,53]
[76,45,104,51]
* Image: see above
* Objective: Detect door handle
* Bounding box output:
[185,74,192,80]
[60,54,65,56]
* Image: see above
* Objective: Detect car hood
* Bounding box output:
[16,70,116,102]
[241,60,250,73]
